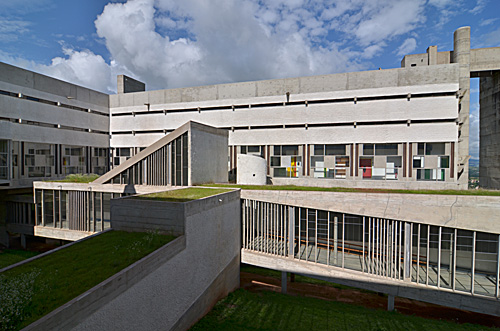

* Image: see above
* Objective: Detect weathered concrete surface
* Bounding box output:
[480,70,500,189]
[111,196,185,235]
[237,154,267,185]
[189,122,228,185]
[34,227,91,241]
[23,236,186,331]
[63,189,241,331]
[242,250,500,317]
[240,190,500,234]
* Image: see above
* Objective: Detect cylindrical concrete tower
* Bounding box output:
[452,26,471,188]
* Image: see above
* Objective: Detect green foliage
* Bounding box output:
[138,187,233,202]
[0,249,39,269]
[50,173,100,183]
[191,289,493,331]
[0,231,174,330]
[204,183,500,196]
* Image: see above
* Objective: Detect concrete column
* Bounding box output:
[21,233,27,249]
[479,71,500,189]
[452,26,471,188]
[427,46,437,65]
[0,227,9,248]
[388,295,395,311]
[281,271,287,294]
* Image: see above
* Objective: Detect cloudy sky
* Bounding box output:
[1,0,499,159]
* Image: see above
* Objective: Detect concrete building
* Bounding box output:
[0,26,499,192]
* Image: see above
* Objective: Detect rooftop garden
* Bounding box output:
[203,184,500,196]
[0,230,175,330]
[136,187,233,202]
[191,289,494,330]
[0,249,39,269]
[49,173,100,183]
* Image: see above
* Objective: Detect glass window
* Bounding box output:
[426,143,445,155]
[413,156,424,168]
[240,146,247,154]
[359,157,372,168]
[314,145,324,156]
[363,144,374,155]
[273,146,280,155]
[439,156,450,168]
[247,146,260,153]
[375,144,398,156]
[387,156,402,168]
[418,143,425,155]
[270,157,281,167]
[282,145,298,156]
[325,144,346,155]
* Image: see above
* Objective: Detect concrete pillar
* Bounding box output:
[21,233,27,249]
[452,26,471,188]
[281,271,287,294]
[0,228,9,248]
[427,46,438,65]
[388,295,395,311]
[479,71,500,189]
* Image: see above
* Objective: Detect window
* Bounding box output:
[418,143,445,156]
[311,145,348,179]
[363,144,398,156]
[271,145,301,178]
[413,156,424,168]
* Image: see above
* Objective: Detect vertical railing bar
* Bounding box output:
[327,212,330,266]
[417,224,420,283]
[342,213,345,269]
[496,234,500,298]
[438,227,442,288]
[315,209,318,263]
[426,225,430,286]
[472,231,476,294]
[368,217,372,274]
[362,216,365,273]
[453,228,457,291]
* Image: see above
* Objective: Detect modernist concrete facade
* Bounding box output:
[0,26,499,192]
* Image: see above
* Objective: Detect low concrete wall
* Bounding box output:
[241,190,500,234]
[111,197,185,235]
[57,189,241,331]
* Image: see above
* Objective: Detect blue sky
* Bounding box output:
[1,0,499,159]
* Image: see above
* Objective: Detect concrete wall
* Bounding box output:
[26,190,241,331]
[237,155,267,185]
[189,122,228,185]
[480,71,500,189]
[240,189,500,234]
[111,196,185,236]
[109,65,458,109]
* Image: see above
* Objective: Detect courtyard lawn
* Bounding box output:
[138,187,233,202]
[50,173,100,183]
[204,183,500,196]
[0,249,39,269]
[191,289,493,331]
[0,230,175,330]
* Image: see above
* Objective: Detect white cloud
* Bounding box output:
[0,18,30,42]
[469,110,479,159]
[480,18,498,26]
[2,0,448,92]
[395,38,417,57]
[470,0,487,14]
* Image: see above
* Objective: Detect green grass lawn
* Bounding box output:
[137,187,233,202]
[240,264,374,293]
[0,231,175,330]
[0,249,39,269]
[49,173,100,183]
[204,183,500,196]
[191,289,493,331]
